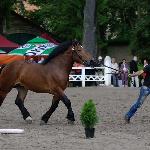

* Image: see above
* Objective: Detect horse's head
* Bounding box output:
[72,41,94,66]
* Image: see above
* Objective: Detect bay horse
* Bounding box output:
[0,40,93,124]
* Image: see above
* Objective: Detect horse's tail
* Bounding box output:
[0,64,6,74]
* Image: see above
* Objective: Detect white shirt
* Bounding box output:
[111,63,119,74]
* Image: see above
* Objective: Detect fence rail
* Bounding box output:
[69,67,106,87]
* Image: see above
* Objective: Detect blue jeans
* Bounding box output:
[125,86,150,119]
[111,74,118,87]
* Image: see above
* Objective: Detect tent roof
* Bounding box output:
[6,33,37,45]
[0,49,6,53]
[27,37,49,44]
[8,43,57,56]
[0,35,19,48]
[41,33,59,44]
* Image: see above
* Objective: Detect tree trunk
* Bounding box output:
[83,0,96,57]
[0,25,3,34]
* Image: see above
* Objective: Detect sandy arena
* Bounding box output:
[1,87,150,150]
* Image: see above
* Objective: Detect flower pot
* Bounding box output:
[85,128,95,138]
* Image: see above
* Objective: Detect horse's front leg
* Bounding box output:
[41,95,60,125]
[61,95,75,123]
[15,87,32,123]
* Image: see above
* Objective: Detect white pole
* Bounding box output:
[81,67,85,87]
[0,129,24,134]
[104,56,111,86]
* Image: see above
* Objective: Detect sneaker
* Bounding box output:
[124,115,130,124]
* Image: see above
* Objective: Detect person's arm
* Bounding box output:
[116,63,119,73]
[129,70,144,77]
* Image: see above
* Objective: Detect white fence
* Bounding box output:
[69,67,107,87]
[69,56,112,87]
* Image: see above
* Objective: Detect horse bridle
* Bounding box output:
[72,45,87,64]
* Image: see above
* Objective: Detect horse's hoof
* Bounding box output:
[67,120,75,125]
[25,116,33,124]
[40,120,47,125]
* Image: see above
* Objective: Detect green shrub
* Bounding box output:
[80,99,98,128]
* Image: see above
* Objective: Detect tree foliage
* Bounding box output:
[97,0,150,58]
[28,0,85,41]
[80,99,98,128]
[129,0,150,59]
[1,0,150,58]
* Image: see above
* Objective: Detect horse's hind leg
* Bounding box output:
[15,86,32,123]
[41,95,60,125]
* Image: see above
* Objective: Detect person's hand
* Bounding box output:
[128,74,132,77]
[129,73,136,77]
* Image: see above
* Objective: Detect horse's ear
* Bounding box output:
[72,39,79,46]
[74,39,78,42]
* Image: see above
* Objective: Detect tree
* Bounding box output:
[28,0,84,41]
[83,0,96,56]
[129,0,150,59]
[18,0,150,58]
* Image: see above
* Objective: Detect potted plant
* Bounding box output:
[80,99,98,138]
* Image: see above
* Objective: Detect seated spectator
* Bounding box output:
[72,62,84,87]
[73,62,84,74]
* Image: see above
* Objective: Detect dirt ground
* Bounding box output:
[1,87,150,150]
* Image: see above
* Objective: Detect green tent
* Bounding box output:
[8,36,58,56]
[41,47,56,55]
[0,49,6,54]
[8,44,35,55]
[27,37,49,44]
[8,43,57,56]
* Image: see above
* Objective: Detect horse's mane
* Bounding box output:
[42,40,74,65]
[0,64,6,74]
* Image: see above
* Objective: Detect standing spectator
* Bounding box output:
[118,61,123,87]
[144,58,149,67]
[97,56,103,66]
[95,56,104,86]
[129,56,139,87]
[120,59,129,87]
[140,58,149,85]
[137,60,144,87]
[111,57,119,87]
